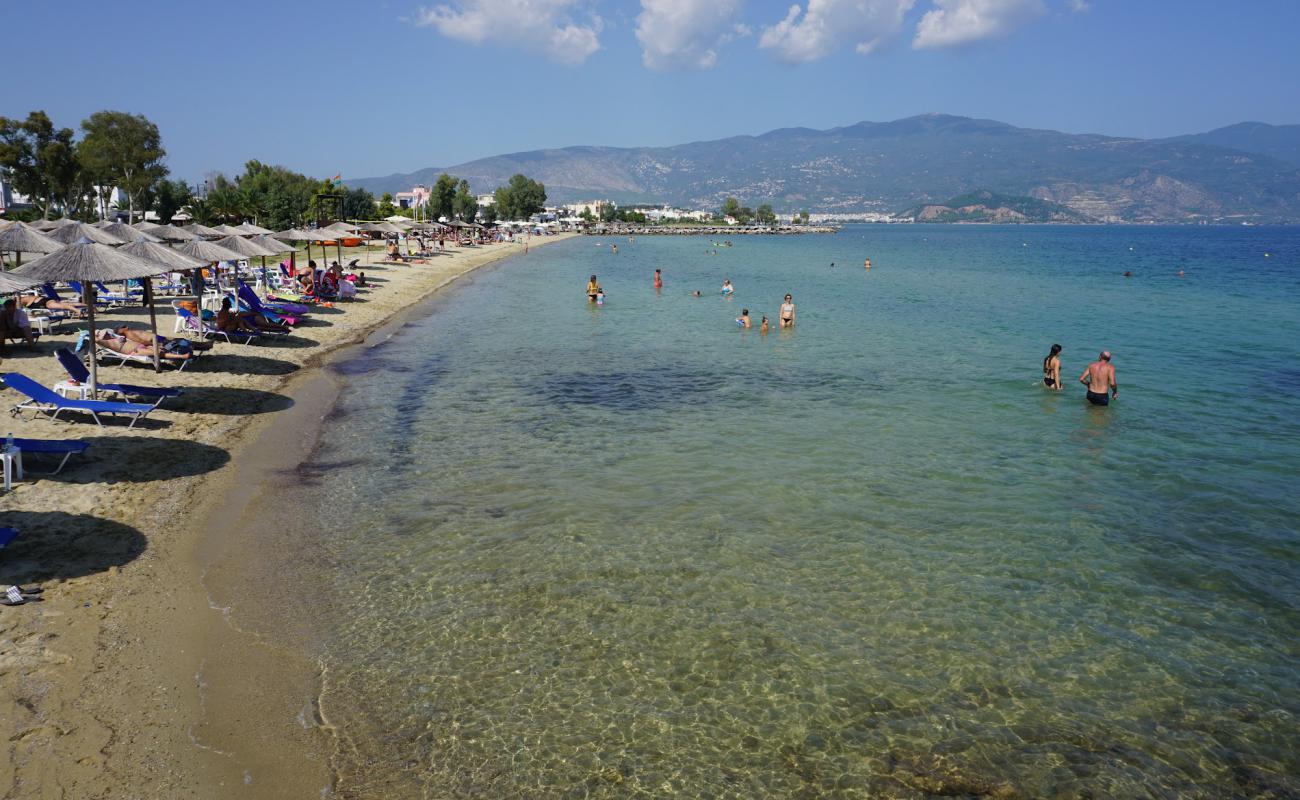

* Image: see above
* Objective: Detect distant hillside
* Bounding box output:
[1168,122,1300,168]
[896,190,1093,223]
[350,114,1300,223]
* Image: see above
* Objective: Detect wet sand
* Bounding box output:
[0,234,573,798]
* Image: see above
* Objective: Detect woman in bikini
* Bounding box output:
[1042,344,1062,390]
[779,294,796,328]
[97,329,191,362]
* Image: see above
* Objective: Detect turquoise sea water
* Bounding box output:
[271,227,1298,797]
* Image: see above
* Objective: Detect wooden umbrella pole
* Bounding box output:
[144,277,160,373]
[84,284,99,399]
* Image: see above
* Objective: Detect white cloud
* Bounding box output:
[759,0,916,64]
[636,0,747,70]
[414,0,602,65]
[912,0,1045,49]
[1067,0,1090,12]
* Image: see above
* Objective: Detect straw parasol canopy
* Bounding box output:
[29,219,63,231]
[100,221,160,243]
[177,239,247,263]
[322,221,359,235]
[0,222,65,260]
[250,234,294,254]
[134,220,164,232]
[147,224,200,242]
[212,224,249,237]
[119,239,207,272]
[237,222,273,235]
[47,222,127,245]
[13,241,179,394]
[0,271,38,292]
[182,222,224,239]
[214,235,279,258]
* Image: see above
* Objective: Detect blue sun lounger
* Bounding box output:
[3,372,155,428]
[55,349,182,408]
[11,437,89,474]
[0,528,17,550]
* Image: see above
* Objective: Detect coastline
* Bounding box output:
[0,234,574,799]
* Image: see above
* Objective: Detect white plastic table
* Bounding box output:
[54,380,92,400]
[0,447,23,492]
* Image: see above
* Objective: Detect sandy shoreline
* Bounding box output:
[0,233,574,798]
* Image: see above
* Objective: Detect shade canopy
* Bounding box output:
[182,222,224,238]
[133,220,164,232]
[177,239,247,263]
[212,224,249,237]
[100,221,160,243]
[321,221,359,235]
[147,224,200,242]
[237,222,273,235]
[119,239,208,272]
[46,222,127,245]
[0,222,64,255]
[214,235,280,258]
[12,241,170,282]
[249,234,295,254]
[276,228,334,242]
[0,271,39,292]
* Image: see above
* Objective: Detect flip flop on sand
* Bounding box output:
[3,586,42,605]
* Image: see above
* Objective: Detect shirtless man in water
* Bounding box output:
[1079,351,1118,406]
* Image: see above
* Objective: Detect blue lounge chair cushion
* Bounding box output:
[55,349,182,399]
[0,528,17,549]
[3,373,154,416]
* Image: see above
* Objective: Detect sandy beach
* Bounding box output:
[0,234,573,799]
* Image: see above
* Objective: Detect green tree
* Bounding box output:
[432,173,458,222]
[0,111,80,219]
[720,196,741,220]
[734,206,755,225]
[78,110,167,222]
[579,208,595,222]
[795,210,810,225]
[599,204,618,223]
[756,204,776,226]
[152,179,192,224]
[342,186,376,220]
[479,203,498,224]
[453,179,477,222]
[376,192,397,219]
[493,174,546,220]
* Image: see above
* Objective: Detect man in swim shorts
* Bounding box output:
[1079,351,1118,405]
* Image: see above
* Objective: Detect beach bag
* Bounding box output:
[162,338,192,356]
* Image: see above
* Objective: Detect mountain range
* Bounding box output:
[349,115,1300,223]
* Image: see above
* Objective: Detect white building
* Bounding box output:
[561,199,613,217]
[395,185,430,210]
[477,193,495,208]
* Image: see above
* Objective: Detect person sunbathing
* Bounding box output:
[20,292,87,316]
[96,329,191,361]
[217,298,288,334]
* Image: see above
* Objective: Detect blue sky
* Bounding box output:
[4,0,1297,183]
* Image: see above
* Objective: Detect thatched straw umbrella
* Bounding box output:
[175,239,246,300]
[118,240,208,372]
[133,220,164,232]
[100,221,160,243]
[0,270,38,293]
[182,222,224,239]
[46,222,127,246]
[29,219,62,231]
[215,235,282,291]
[212,224,248,237]
[275,228,333,275]
[237,222,273,236]
[148,224,200,242]
[0,222,64,268]
[12,241,171,395]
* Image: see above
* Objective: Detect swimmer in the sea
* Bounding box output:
[654,268,663,289]
[721,279,734,295]
[736,308,751,329]
[587,275,600,303]
[779,294,796,328]
[760,316,769,334]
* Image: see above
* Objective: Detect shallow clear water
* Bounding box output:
[275,227,1298,797]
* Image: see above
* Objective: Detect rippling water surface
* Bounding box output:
[271,227,1298,797]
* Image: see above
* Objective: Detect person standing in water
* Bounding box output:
[587,275,600,303]
[864,257,872,270]
[760,316,769,334]
[779,294,796,328]
[1042,344,1063,390]
[736,309,751,328]
[654,269,663,289]
[721,279,734,296]
[1079,351,1118,405]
